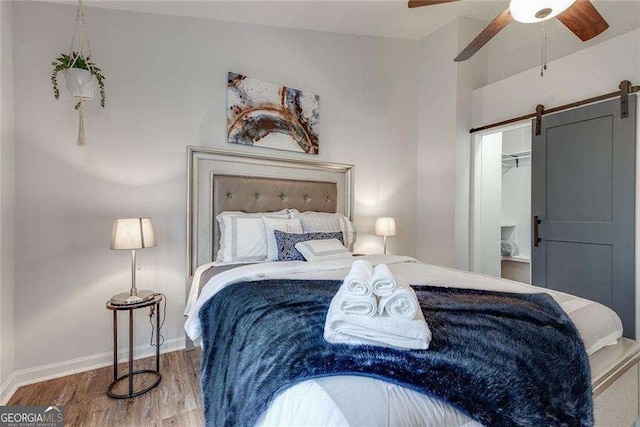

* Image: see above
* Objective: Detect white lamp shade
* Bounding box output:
[375,217,397,237]
[111,218,156,250]
[509,0,575,23]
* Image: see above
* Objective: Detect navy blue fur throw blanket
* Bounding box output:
[199,280,592,427]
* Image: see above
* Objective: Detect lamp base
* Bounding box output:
[110,290,155,306]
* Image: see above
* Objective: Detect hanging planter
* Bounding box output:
[50,0,106,147]
[52,52,104,107]
[66,68,98,99]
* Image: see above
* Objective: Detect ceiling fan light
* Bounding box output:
[509,0,576,23]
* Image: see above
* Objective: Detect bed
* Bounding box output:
[185,147,640,426]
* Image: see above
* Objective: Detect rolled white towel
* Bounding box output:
[371,264,397,297]
[378,279,419,320]
[344,260,374,297]
[324,297,431,350]
[336,286,377,318]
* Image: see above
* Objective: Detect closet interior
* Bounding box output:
[500,126,531,284]
[473,124,531,284]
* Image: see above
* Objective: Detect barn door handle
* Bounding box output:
[534,216,542,247]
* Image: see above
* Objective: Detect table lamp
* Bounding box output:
[375,217,396,254]
[110,217,156,305]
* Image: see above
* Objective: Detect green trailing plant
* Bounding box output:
[51,51,106,109]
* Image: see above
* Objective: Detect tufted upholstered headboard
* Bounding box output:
[187,147,354,277]
[211,175,338,260]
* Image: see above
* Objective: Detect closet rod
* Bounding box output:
[470,81,639,134]
[503,155,531,160]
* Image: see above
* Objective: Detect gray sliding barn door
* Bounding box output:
[532,97,636,338]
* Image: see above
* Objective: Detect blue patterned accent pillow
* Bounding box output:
[274,230,344,261]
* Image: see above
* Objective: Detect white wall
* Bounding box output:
[0,0,15,398]
[11,2,418,371]
[473,29,640,127]
[416,20,458,266]
[416,17,487,268]
[454,18,488,270]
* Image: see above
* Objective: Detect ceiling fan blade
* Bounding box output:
[454,8,512,62]
[557,0,609,41]
[408,0,459,8]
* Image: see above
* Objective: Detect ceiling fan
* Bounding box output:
[408,0,609,62]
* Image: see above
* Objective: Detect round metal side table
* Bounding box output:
[106,294,162,399]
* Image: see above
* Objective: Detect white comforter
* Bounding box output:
[184,255,623,427]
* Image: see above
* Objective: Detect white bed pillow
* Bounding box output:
[263,217,304,261]
[216,210,290,263]
[295,239,353,262]
[299,212,357,251]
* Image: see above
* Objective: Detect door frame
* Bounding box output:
[470,121,531,275]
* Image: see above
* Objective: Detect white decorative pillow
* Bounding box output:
[295,239,353,262]
[299,212,357,251]
[263,217,304,261]
[216,210,289,263]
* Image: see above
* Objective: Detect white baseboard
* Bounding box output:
[0,373,17,406]
[0,337,185,405]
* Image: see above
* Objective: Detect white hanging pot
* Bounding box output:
[65,68,98,100]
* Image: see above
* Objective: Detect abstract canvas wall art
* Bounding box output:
[227,72,320,154]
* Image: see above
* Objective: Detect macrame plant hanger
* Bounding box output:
[68,0,95,147]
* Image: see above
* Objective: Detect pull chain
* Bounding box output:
[540,22,548,77]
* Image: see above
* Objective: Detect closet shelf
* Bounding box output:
[502,150,531,168]
[501,255,531,264]
[502,149,531,158]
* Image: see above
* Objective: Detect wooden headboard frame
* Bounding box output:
[186,146,354,278]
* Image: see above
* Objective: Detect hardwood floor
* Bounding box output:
[7,349,204,426]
